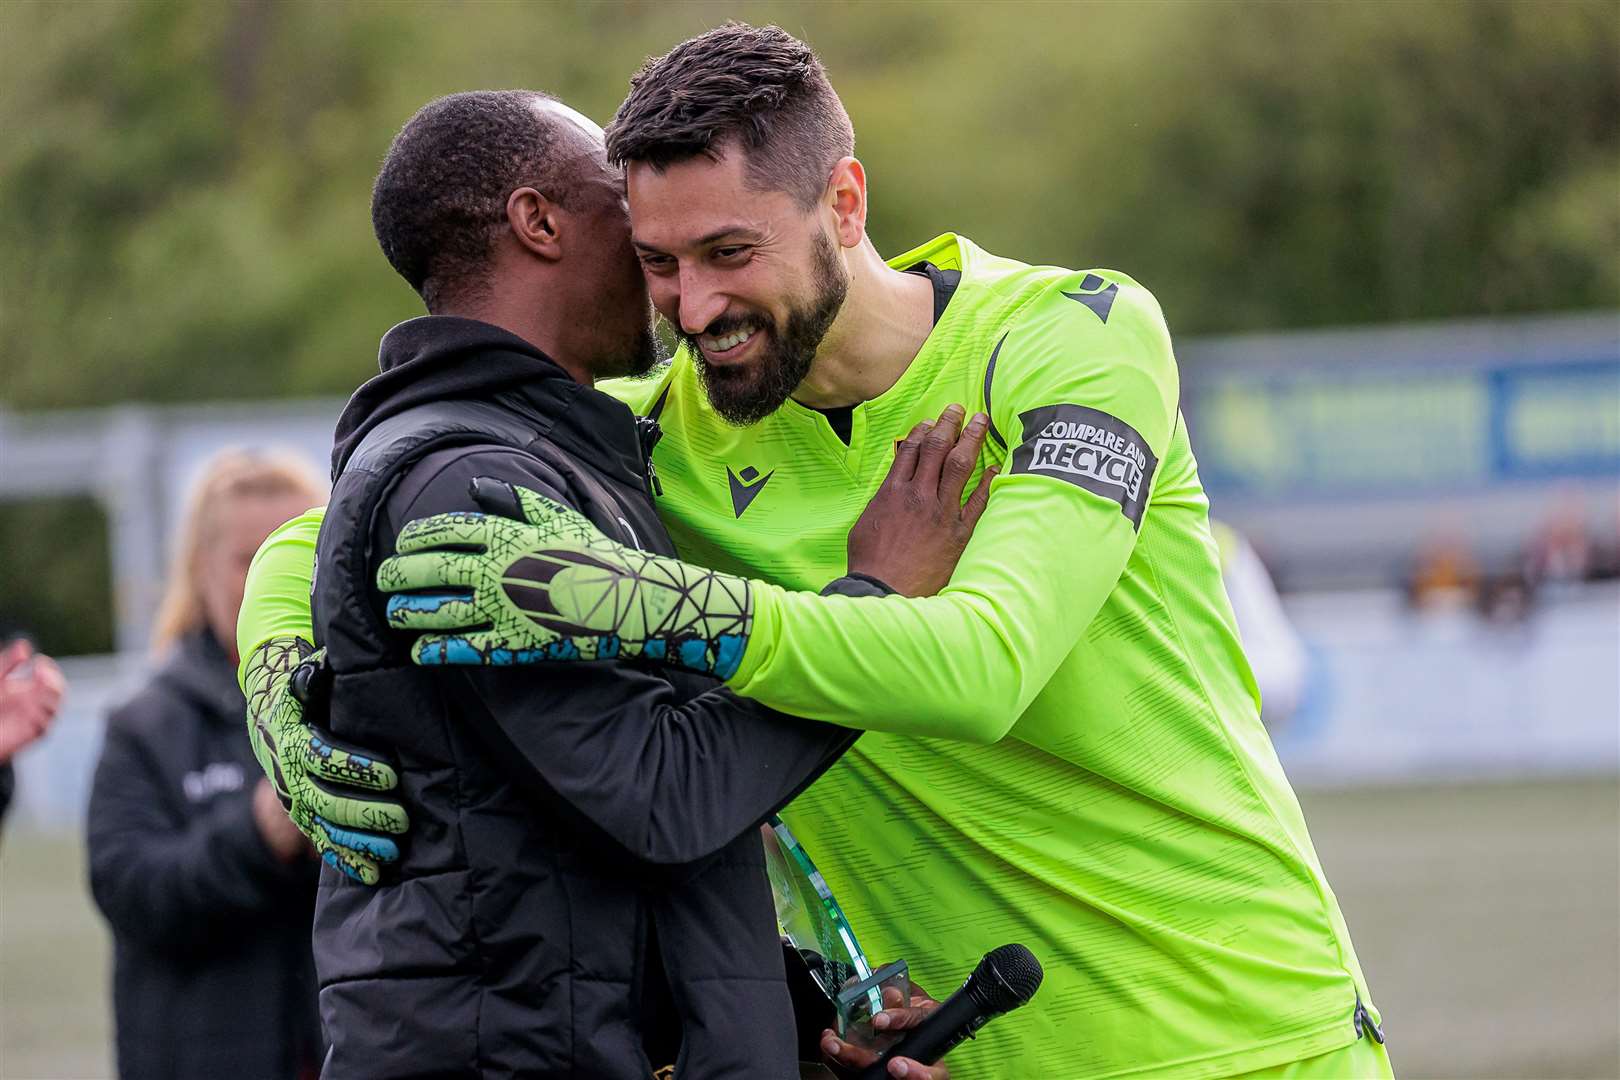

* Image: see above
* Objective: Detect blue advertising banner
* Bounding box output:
[1186,354,1619,501]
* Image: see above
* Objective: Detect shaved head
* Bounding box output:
[371,90,606,310]
[541,98,607,142]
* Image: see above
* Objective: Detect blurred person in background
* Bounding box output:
[1211,522,1309,729]
[1522,490,1594,599]
[87,449,326,1080]
[0,637,66,832]
[1407,525,1482,612]
[1591,498,1620,581]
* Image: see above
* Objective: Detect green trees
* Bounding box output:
[2,0,1614,411]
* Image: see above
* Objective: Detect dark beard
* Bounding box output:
[624,317,670,378]
[603,312,669,380]
[682,232,848,427]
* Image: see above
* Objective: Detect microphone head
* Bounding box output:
[971,943,1044,1013]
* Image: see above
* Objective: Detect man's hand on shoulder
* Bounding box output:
[844,404,995,597]
[242,638,409,884]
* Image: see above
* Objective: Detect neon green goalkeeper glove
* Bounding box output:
[242,639,409,884]
[376,477,752,678]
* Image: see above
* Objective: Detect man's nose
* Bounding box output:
[676,264,728,337]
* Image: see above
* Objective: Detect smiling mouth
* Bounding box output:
[698,327,758,361]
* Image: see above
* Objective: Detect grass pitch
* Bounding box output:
[2,776,1616,1079]
[1300,776,1619,1079]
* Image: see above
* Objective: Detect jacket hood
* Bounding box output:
[331,316,648,489]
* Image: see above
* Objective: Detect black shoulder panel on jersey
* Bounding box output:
[646,380,673,422]
[982,332,1009,450]
[1061,273,1119,324]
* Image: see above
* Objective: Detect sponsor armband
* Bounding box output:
[1009,404,1158,529]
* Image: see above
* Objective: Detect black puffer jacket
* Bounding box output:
[87,630,322,1080]
[309,317,861,1079]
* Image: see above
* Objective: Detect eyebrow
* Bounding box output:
[633,225,761,253]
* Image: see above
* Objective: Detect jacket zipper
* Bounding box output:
[635,416,664,498]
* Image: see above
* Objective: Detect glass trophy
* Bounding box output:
[762,815,911,1051]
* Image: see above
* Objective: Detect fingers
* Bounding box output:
[818,1032,946,1079]
[871,1004,933,1033]
[961,466,998,529]
[300,728,402,794]
[869,983,936,1034]
[888,420,934,486]
[309,822,388,886]
[393,511,498,556]
[820,1030,878,1068]
[411,632,506,666]
[305,775,410,834]
[306,764,411,835]
[939,411,989,507]
[29,654,65,703]
[411,630,601,666]
[0,639,33,680]
[913,404,965,492]
[376,551,482,593]
[385,591,479,631]
[819,982,947,1078]
[511,484,586,529]
[467,476,594,536]
[312,815,401,865]
[0,643,58,741]
[0,700,51,759]
[0,676,58,735]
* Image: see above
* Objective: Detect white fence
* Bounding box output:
[1271,582,1620,785]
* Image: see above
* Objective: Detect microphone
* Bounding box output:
[857,944,1043,1079]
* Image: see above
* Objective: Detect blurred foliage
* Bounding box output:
[1,0,1615,411]
[0,496,114,656]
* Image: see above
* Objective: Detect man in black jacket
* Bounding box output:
[248,92,964,1079]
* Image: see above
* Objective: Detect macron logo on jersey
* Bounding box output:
[1061,273,1119,324]
[1011,403,1157,529]
[726,465,774,518]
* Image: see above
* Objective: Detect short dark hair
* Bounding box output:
[606,23,853,208]
[371,90,578,310]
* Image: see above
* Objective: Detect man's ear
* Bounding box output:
[826,157,867,250]
[507,187,564,261]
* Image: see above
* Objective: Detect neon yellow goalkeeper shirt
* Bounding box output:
[603,234,1378,1077]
